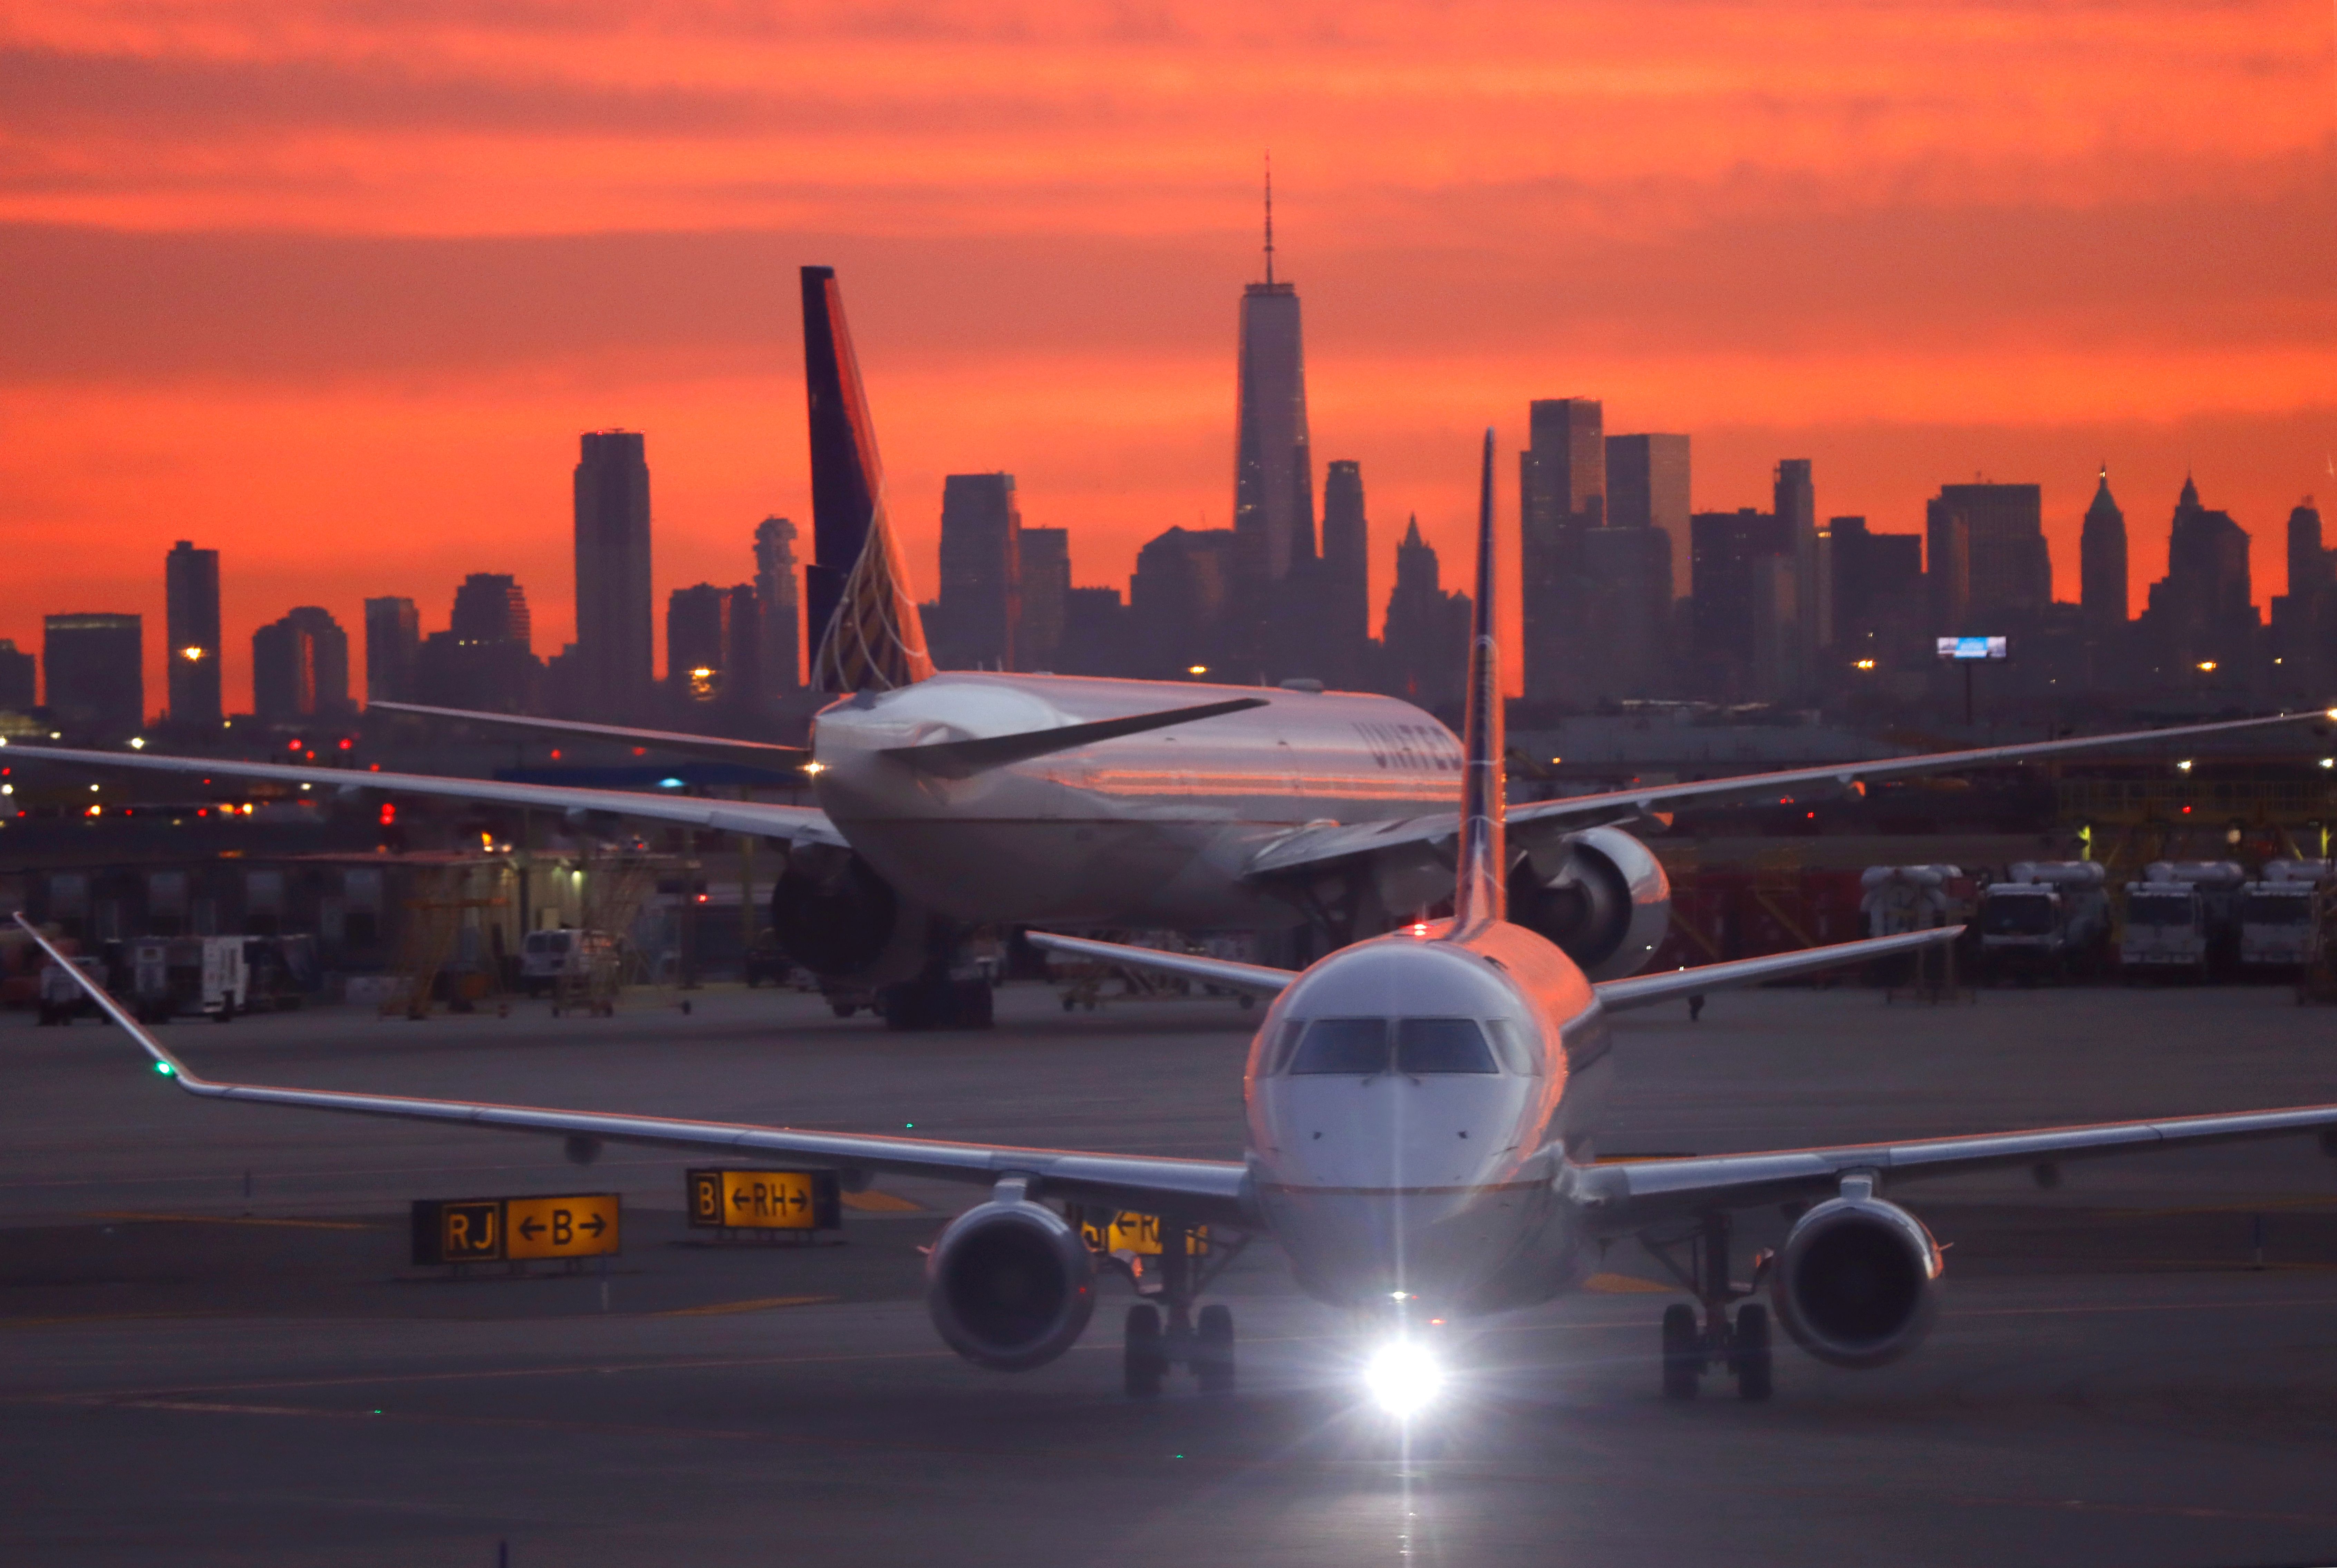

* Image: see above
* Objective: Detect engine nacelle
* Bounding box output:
[925,1197,1097,1371]
[769,842,916,980]
[1771,1192,1943,1368]
[1509,825,1672,980]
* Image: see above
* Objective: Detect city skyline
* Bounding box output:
[3,3,2329,709]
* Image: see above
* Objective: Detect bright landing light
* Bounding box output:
[1364,1339,1445,1418]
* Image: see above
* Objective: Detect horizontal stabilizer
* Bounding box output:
[1593,926,1963,1012]
[1025,931,1295,996]
[371,702,809,767]
[882,697,1269,780]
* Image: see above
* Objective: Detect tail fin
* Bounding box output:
[1450,428,1506,933]
[800,265,934,693]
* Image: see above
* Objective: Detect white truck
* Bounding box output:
[1978,861,2111,981]
[35,956,107,1025]
[520,928,618,1000]
[2238,859,2331,971]
[128,936,249,1023]
[2121,861,2246,980]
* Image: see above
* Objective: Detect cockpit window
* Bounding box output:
[1266,1019,1308,1074]
[1394,1018,1498,1075]
[1483,1019,1536,1075]
[1288,1018,1390,1075]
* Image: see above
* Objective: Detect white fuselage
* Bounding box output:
[1239,919,1610,1316]
[810,672,1466,929]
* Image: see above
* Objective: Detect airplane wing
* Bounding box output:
[1579,1098,2337,1234]
[1025,932,1296,996]
[0,743,845,847]
[11,917,1249,1228]
[371,702,810,767]
[1243,708,2333,880]
[1025,925,1962,1008]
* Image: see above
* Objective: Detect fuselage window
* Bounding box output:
[1394,1017,1498,1075]
[1288,1018,1390,1075]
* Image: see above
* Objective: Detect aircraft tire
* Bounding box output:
[1194,1304,1235,1395]
[1732,1304,1773,1402]
[1124,1304,1166,1398]
[1661,1304,1700,1401]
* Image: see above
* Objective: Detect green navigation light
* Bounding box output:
[153,1061,174,1076]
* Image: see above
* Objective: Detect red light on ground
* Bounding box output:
[369,763,380,772]
[550,749,562,760]
[379,803,397,825]
[695,893,709,904]
[304,751,315,761]
[338,738,353,751]
[632,747,646,757]
[1806,811,1816,820]
[288,739,301,752]
[196,808,207,816]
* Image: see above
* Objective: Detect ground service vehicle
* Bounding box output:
[1977,861,2109,980]
[128,936,248,1023]
[40,434,2337,1413]
[2239,860,2331,971]
[2122,862,2245,979]
[35,956,106,1025]
[519,929,618,999]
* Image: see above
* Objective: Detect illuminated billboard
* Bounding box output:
[1935,636,2009,661]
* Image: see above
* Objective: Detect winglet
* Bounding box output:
[1450,428,1506,935]
[801,266,935,694]
[10,914,205,1088]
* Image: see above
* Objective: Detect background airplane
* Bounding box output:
[7,267,2329,1028]
[27,430,2337,1412]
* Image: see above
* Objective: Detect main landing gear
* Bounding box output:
[1117,1217,1245,1399]
[1645,1212,1772,1402]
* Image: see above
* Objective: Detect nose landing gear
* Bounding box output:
[1646,1212,1773,1402]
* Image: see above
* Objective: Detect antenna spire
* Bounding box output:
[1263,153,1274,285]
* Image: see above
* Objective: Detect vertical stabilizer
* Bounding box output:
[801,266,934,692]
[1450,428,1507,934]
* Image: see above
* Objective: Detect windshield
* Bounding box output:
[1981,896,2055,935]
[2126,893,2195,928]
[2241,895,2313,926]
[1286,1018,1499,1075]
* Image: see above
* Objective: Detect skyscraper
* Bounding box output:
[452,572,531,647]
[573,430,653,719]
[1130,526,1240,679]
[931,473,1021,671]
[417,574,540,713]
[164,540,221,729]
[2079,467,2129,632]
[1925,483,2050,632]
[363,596,420,703]
[753,517,802,697]
[43,614,142,739]
[1774,459,1822,656]
[1015,526,1070,673]
[667,583,757,708]
[1606,435,1692,602]
[2140,476,2256,684]
[1319,460,1371,688]
[1520,398,1603,703]
[1690,508,1792,698]
[1233,176,1315,585]
[252,607,351,722]
[0,640,36,713]
[1378,518,1472,709]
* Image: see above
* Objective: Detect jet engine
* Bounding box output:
[925,1195,1097,1371]
[769,842,917,979]
[1508,826,1671,980]
[1770,1190,1943,1367]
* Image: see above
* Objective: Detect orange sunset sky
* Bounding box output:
[3,1,2334,710]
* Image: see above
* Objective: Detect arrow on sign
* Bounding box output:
[580,1214,607,1237]
[518,1215,543,1240]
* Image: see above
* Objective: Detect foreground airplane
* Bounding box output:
[28,432,2337,1408]
[7,268,2328,1026]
